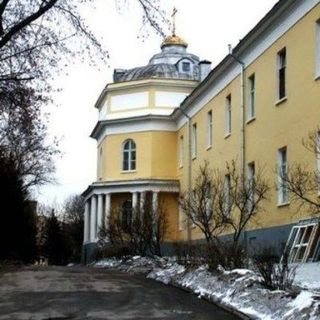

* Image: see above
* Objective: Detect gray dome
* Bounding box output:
[113,37,201,83]
[114,63,200,82]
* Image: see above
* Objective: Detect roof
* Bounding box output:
[113,63,199,82]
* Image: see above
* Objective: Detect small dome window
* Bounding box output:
[182,61,191,72]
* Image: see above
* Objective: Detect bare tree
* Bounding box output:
[279,128,320,216]
[179,161,227,245]
[0,0,168,88]
[179,160,270,269]
[226,161,270,248]
[104,197,168,257]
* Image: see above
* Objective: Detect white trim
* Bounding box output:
[176,0,320,128]
[96,118,177,144]
[84,179,180,201]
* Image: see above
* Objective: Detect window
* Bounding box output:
[317,131,320,174]
[224,174,231,217]
[182,61,191,72]
[98,147,103,180]
[122,139,136,171]
[316,20,320,77]
[277,48,287,100]
[247,162,255,211]
[120,200,132,232]
[285,220,320,263]
[225,95,232,135]
[207,110,213,148]
[278,147,289,204]
[248,74,256,119]
[191,123,197,159]
[179,135,184,168]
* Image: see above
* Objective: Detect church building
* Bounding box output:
[82,0,320,263]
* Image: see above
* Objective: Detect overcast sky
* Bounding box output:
[36,0,278,205]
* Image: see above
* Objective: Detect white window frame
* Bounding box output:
[277,48,287,100]
[207,110,213,148]
[317,131,320,175]
[179,135,184,168]
[191,123,197,159]
[316,20,320,78]
[248,74,256,120]
[122,139,136,171]
[278,147,289,205]
[286,222,320,263]
[225,95,232,136]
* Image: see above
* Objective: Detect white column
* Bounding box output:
[84,201,90,243]
[140,191,146,210]
[97,194,104,236]
[152,191,159,213]
[90,195,97,242]
[105,193,111,229]
[132,192,138,210]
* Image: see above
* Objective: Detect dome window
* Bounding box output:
[182,61,191,72]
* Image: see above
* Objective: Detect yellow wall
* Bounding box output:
[98,131,178,181]
[177,3,320,240]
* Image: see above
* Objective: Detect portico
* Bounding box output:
[82,179,180,244]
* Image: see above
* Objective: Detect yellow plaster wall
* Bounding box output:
[177,4,320,240]
[98,131,178,181]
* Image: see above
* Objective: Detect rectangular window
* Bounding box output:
[248,74,255,119]
[179,135,184,168]
[278,147,289,204]
[247,162,255,210]
[182,62,191,72]
[317,131,320,176]
[277,48,287,100]
[316,20,320,78]
[191,123,197,159]
[225,95,232,135]
[207,110,213,148]
[224,174,231,217]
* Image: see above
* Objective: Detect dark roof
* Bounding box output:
[113,63,200,82]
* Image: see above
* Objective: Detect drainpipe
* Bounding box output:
[179,107,192,243]
[228,44,245,184]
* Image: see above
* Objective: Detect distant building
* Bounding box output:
[83,0,320,263]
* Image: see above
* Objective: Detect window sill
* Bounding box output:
[121,170,136,174]
[246,117,256,124]
[277,202,290,208]
[224,133,231,139]
[275,96,287,106]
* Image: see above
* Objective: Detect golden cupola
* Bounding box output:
[161,34,188,49]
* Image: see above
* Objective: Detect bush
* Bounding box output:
[95,245,132,260]
[253,246,296,291]
[206,242,248,271]
[173,242,206,266]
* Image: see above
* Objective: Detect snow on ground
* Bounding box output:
[294,262,320,291]
[94,257,320,320]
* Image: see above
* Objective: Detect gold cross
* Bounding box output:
[171,7,178,36]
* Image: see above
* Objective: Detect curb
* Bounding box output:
[156,279,253,320]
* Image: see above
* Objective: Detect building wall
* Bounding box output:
[97,131,178,181]
[177,3,320,241]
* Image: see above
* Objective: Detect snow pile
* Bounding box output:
[94,256,320,319]
[149,263,320,320]
[294,262,320,291]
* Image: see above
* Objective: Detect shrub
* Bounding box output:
[253,246,296,291]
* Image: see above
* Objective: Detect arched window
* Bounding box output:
[120,200,132,232]
[122,139,136,171]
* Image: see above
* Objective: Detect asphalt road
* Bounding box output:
[0,266,240,320]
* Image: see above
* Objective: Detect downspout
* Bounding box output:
[228,45,247,247]
[179,107,192,243]
[228,45,245,183]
